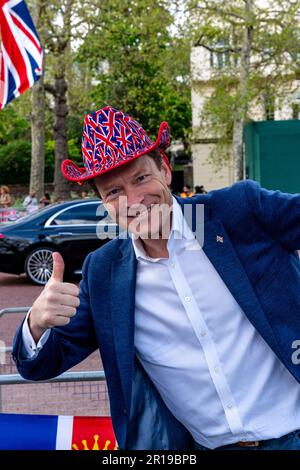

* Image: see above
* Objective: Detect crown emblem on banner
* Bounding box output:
[72,434,118,450]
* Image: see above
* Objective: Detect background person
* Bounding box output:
[194,185,207,194]
[23,191,38,213]
[39,193,51,207]
[180,184,194,198]
[0,185,12,208]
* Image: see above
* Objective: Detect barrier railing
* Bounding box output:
[0,308,30,353]
[0,307,108,415]
[0,371,105,385]
[0,208,26,224]
[0,307,30,318]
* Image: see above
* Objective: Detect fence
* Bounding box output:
[0,307,110,416]
[0,208,26,224]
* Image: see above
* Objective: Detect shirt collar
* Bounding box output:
[130,196,194,262]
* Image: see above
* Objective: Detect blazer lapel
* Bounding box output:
[110,238,137,411]
[177,196,280,355]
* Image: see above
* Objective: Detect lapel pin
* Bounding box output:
[216,235,224,244]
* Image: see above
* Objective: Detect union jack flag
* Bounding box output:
[0,0,43,109]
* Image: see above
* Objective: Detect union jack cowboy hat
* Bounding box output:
[62,106,172,184]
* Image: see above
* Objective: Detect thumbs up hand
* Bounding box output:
[51,251,65,282]
[28,252,80,343]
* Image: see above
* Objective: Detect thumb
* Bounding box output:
[51,251,65,282]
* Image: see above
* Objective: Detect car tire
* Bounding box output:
[25,246,57,285]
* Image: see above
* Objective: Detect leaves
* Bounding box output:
[76,0,191,141]
[0,0,192,186]
[189,0,300,168]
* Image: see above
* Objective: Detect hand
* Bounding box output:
[28,252,80,343]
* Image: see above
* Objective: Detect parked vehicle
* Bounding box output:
[0,199,118,285]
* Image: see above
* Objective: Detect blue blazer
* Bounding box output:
[13,180,300,449]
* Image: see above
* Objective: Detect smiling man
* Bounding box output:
[13,106,300,450]
[94,149,174,257]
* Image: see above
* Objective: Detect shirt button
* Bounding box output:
[200,330,206,337]
[170,262,175,268]
[227,404,233,409]
[214,366,219,373]
[184,296,191,302]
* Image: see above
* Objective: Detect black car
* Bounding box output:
[0,199,118,285]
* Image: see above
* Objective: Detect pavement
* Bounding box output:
[0,272,110,416]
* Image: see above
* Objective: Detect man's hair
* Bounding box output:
[88,149,164,195]
[147,148,163,169]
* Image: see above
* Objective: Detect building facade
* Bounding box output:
[191,45,300,191]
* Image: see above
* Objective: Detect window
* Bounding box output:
[50,203,108,226]
[209,41,232,70]
[264,93,275,121]
[292,103,300,120]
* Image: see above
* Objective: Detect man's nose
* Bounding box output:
[125,189,144,209]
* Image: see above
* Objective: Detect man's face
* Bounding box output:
[93,155,172,238]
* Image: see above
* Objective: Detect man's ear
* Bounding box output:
[161,160,172,186]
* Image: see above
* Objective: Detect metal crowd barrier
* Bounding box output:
[0,208,26,224]
[0,371,106,385]
[0,307,107,414]
[0,307,30,353]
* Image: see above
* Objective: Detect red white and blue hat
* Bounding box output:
[62,106,171,183]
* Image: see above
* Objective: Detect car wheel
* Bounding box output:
[25,247,56,285]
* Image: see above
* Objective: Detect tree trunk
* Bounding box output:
[29,0,45,201]
[30,74,45,201]
[232,0,254,181]
[53,66,70,201]
[52,0,74,201]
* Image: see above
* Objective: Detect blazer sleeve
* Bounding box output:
[12,252,98,381]
[244,180,300,251]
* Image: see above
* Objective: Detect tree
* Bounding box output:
[76,0,191,148]
[189,0,300,179]
[43,0,75,200]
[0,0,192,191]
[29,0,47,200]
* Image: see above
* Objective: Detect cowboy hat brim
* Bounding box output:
[61,121,171,184]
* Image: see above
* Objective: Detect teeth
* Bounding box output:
[139,207,151,217]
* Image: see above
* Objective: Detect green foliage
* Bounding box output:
[0,137,81,185]
[0,101,31,144]
[0,140,31,184]
[76,0,191,142]
[189,0,300,167]
[0,0,192,184]
[67,138,82,163]
[45,138,82,182]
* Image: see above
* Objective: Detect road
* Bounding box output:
[0,273,43,345]
[0,272,109,416]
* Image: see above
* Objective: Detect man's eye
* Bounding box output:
[107,188,119,197]
[137,174,149,182]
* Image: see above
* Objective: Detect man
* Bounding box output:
[23,190,38,213]
[194,185,207,194]
[180,185,194,198]
[13,106,300,450]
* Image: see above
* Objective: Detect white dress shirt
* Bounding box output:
[23,197,300,449]
[131,197,300,449]
[22,310,50,358]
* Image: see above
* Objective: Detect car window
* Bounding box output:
[50,203,111,226]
